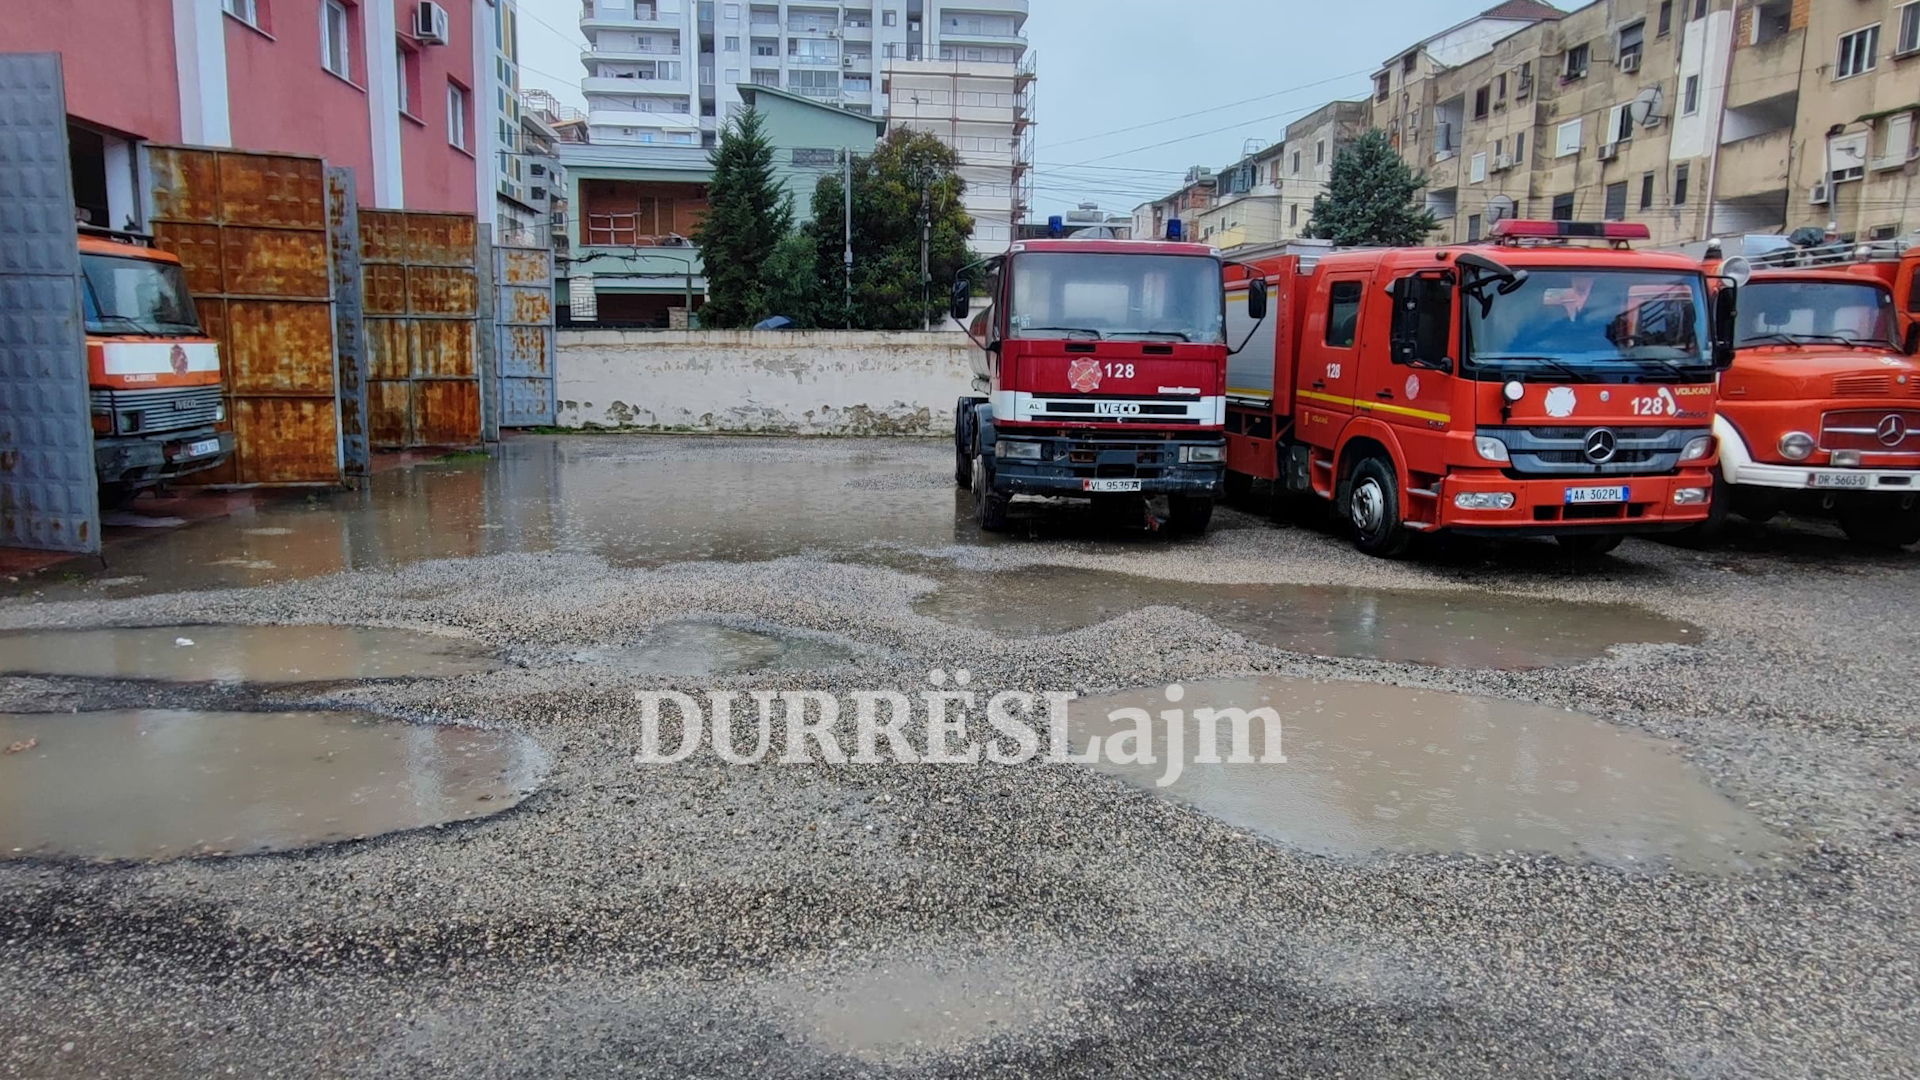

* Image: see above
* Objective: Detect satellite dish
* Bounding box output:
[1487,195,1515,223]
[1632,86,1665,129]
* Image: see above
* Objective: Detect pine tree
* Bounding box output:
[691,108,793,328]
[802,129,973,330]
[1304,129,1439,247]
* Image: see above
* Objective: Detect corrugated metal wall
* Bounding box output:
[360,211,482,448]
[145,146,341,485]
[494,245,556,427]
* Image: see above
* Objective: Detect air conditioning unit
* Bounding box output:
[843,56,854,66]
[1598,142,1619,161]
[414,1,450,45]
[1808,180,1830,205]
[1618,52,1641,73]
[1492,153,1514,172]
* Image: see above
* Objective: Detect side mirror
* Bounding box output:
[1712,287,1738,370]
[1246,278,1269,322]
[1905,321,1920,357]
[949,279,972,323]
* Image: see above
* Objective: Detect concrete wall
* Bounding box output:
[555,330,977,435]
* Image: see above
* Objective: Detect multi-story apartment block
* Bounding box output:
[1194,100,1372,250]
[885,48,1035,252]
[1131,168,1218,243]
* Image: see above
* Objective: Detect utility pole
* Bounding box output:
[920,170,932,331]
[843,148,854,329]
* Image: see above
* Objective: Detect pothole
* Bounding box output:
[0,710,542,861]
[574,622,856,676]
[917,565,1694,668]
[0,625,500,683]
[1065,676,1785,871]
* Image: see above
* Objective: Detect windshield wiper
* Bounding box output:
[1026,326,1103,339]
[1740,331,1880,348]
[1111,330,1192,342]
[1478,355,1588,383]
[89,313,164,338]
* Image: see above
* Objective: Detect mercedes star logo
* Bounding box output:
[1877,414,1908,447]
[1584,428,1618,464]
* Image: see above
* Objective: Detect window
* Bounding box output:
[1495,74,1507,102]
[724,36,739,50]
[882,11,896,25]
[1682,74,1700,115]
[1869,224,1899,241]
[1619,20,1644,65]
[1324,281,1362,348]
[1691,0,1705,19]
[1402,53,1417,75]
[1555,118,1582,157]
[1551,193,1574,220]
[1829,132,1868,182]
[1470,151,1487,184]
[1474,86,1490,119]
[1315,139,1325,165]
[1874,114,1914,169]
[1898,3,1920,55]
[1466,214,1482,242]
[724,3,739,16]
[1514,132,1525,162]
[1673,163,1689,205]
[1837,25,1879,79]
[1610,103,1634,143]
[1374,73,1390,102]
[1289,204,1298,227]
[1657,0,1672,36]
[396,46,411,114]
[1604,181,1628,221]
[447,82,469,150]
[321,0,351,80]
[222,0,264,28]
[1754,0,1791,44]
[1564,43,1589,79]
[791,148,838,167]
[1639,171,1655,209]
[1517,61,1532,94]
[1291,150,1301,175]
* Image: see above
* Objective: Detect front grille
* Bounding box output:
[1821,408,1920,452]
[90,386,223,435]
[1834,374,1892,397]
[1483,425,1708,477]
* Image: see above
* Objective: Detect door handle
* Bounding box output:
[1375,389,1395,400]
[1311,379,1326,390]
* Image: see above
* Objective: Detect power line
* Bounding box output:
[1042,68,1373,152]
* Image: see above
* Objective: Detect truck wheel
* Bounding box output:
[1838,496,1920,549]
[953,400,975,487]
[1167,495,1214,535]
[973,454,1010,531]
[1346,456,1412,558]
[1556,534,1624,557]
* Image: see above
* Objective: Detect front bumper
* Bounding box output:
[1438,469,1714,535]
[990,435,1224,497]
[96,429,235,485]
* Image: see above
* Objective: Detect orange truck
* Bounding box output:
[1692,239,1920,547]
[79,227,232,506]
[1222,220,1735,557]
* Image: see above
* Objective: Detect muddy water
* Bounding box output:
[1066,677,1783,870]
[0,625,499,683]
[0,710,542,860]
[575,622,855,676]
[915,564,1693,668]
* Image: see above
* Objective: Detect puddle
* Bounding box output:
[0,625,499,683]
[916,565,1693,668]
[575,622,854,676]
[1066,677,1784,871]
[0,710,542,860]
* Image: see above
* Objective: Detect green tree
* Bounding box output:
[802,129,973,330]
[691,108,793,328]
[1304,129,1439,247]
[761,231,822,327]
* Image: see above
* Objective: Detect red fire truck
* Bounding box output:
[950,237,1267,532]
[1221,220,1736,557]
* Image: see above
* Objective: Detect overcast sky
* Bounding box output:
[511,0,1502,217]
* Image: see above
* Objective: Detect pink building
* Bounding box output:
[0,0,485,228]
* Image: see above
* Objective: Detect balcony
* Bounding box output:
[788,53,842,66]
[936,26,1027,48]
[581,7,679,32]
[1714,128,1791,200]
[586,107,700,130]
[939,0,1029,15]
[584,47,685,66]
[583,74,691,95]
[1725,29,1804,110]
[749,53,781,69]
[841,22,873,41]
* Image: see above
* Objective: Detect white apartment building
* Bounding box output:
[578,0,1032,248]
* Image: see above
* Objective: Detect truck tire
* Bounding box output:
[1167,495,1214,535]
[1346,456,1412,558]
[953,400,975,487]
[1837,495,1920,549]
[1556,534,1624,556]
[973,454,1010,531]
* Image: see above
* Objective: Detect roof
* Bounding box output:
[737,85,888,130]
[1012,239,1217,258]
[1385,0,1565,65]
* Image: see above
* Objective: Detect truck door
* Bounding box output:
[1362,271,1455,459]
[1295,273,1366,450]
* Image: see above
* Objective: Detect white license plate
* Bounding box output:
[182,437,222,459]
[1809,472,1869,489]
[1565,485,1628,504]
[1082,479,1142,492]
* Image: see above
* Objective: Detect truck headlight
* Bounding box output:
[1679,435,1713,462]
[215,402,227,422]
[995,440,1042,461]
[1454,491,1515,510]
[1831,450,1860,467]
[1474,435,1510,463]
[1778,432,1815,460]
[1674,487,1709,505]
[1179,444,1224,464]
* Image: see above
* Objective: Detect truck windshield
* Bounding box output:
[79,253,202,337]
[1464,268,1712,379]
[1734,280,1899,350]
[1008,252,1223,343]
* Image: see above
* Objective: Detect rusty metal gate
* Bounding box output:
[360,211,482,448]
[494,245,556,427]
[0,53,98,553]
[144,146,341,484]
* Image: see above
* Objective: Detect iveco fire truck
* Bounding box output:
[950,236,1267,533]
[1222,220,1736,557]
[1689,239,1920,547]
[81,227,233,505]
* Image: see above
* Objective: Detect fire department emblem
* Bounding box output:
[1404,374,1421,400]
[169,344,189,375]
[1067,357,1103,393]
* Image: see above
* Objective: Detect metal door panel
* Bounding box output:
[492,244,555,427]
[359,209,482,448]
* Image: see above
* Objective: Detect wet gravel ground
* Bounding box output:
[2,435,1918,1078]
